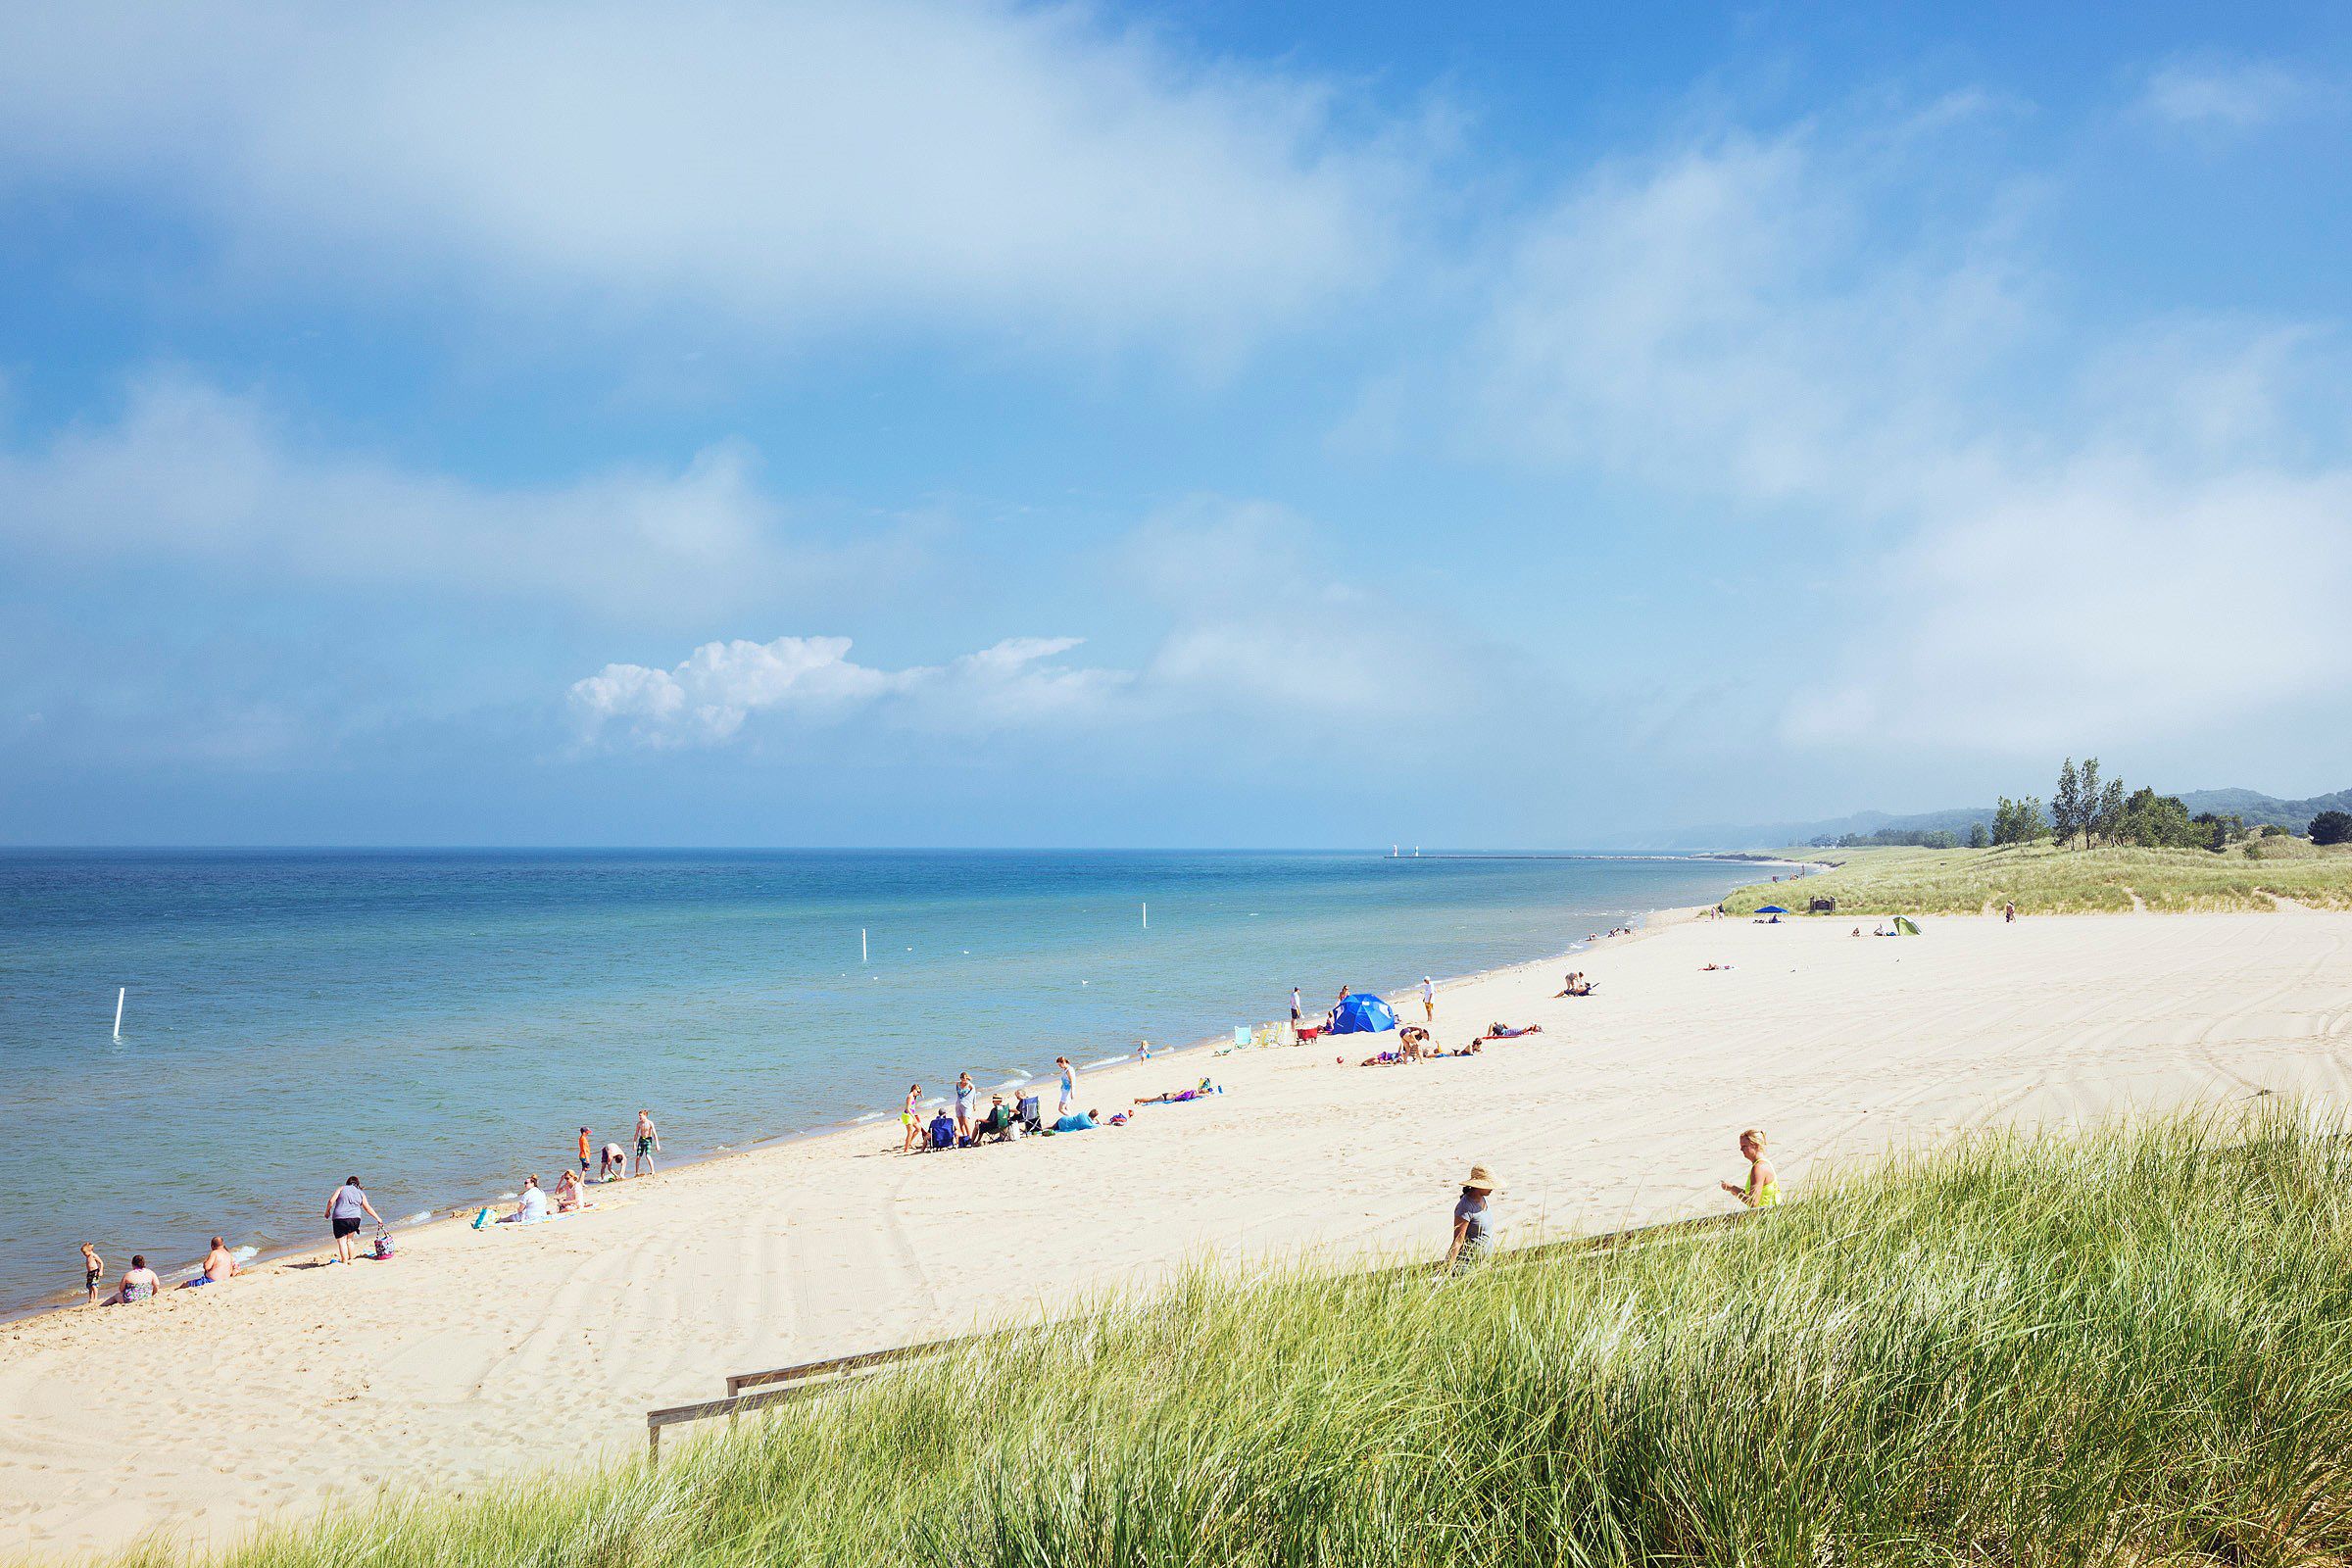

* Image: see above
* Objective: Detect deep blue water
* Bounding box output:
[0,849,1759,1314]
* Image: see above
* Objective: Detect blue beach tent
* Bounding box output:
[1327,994,1399,1035]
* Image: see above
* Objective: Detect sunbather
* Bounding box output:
[1133,1079,1217,1105]
[553,1169,586,1211]
[1476,1022,1542,1042]
[971,1095,1015,1144]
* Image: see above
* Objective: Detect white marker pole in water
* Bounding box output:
[1142,902,1148,930]
[861,928,868,964]
[113,987,124,1040]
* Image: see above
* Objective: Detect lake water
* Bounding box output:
[0,849,1767,1314]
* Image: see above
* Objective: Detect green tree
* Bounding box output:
[2312,809,2352,846]
[2052,760,2083,849]
[1968,822,1989,849]
[2094,777,2126,847]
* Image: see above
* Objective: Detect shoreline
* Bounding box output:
[0,898,1701,1328]
[7,904,2351,1560]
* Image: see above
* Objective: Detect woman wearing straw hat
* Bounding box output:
[1446,1165,1499,1270]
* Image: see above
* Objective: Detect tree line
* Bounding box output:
[1805,763,2349,854]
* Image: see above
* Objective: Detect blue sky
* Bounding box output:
[2,1,2348,846]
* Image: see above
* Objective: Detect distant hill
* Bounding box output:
[1658,785,2351,850]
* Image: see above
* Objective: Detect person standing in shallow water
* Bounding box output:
[325,1177,381,1264]
[1446,1166,1499,1270]
[80,1242,104,1305]
[633,1109,661,1176]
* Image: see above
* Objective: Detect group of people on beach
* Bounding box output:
[82,1108,667,1304]
[902,1054,1151,1152]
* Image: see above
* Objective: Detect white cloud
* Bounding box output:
[2137,59,2312,130]
[0,369,901,617]
[1461,112,2352,753]
[572,498,1494,749]
[0,1,1413,358]
[569,633,1123,746]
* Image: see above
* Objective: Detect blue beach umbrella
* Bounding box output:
[1755,905,1791,914]
[1327,994,1400,1035]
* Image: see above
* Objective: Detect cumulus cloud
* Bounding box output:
[0,369,901,617]
[1462,111,2352,753]
[569,633,1122,746]
[0,1,1414,358]
[572,498,1496,750]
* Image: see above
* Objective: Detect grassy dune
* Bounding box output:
[1728,840,2352,915]
[109,1106,2352,1568]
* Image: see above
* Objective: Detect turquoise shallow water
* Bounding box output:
[0,849,1762,1314]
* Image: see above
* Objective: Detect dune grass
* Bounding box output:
[105,1103,2352,1568]
[1728,839,2352,915]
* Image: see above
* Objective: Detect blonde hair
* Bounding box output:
[1740,1128,1766,1148]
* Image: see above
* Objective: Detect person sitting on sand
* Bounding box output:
[498,1175,549,1224]
[182,1236,238,1287]
[1051,1108,1100,1133]
[553,1169,586,1212]
[81,1243,104,1305]
[115,1254,162,1303]
[1134,1079,1218,1105]
[1477,1022,1542,1042]
[1445,1166,1499,1271]
[1721,1129,1780,1208]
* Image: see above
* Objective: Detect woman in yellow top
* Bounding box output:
[1722,1127,1780,1208]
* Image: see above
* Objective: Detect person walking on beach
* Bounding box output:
[1421,976,1435,1022]
[1055,1054,1078,1117]
[1722,1129,1780,1208]
[576,1126,593,1175]
[115,1254,162,1303]
[80,1242,104,1305]
[325,1177,382,1264]
[1290,987,1302,1026]
[902,1084,924,1154]
[633,1109,661,1176]
[954,1072,977,1142]
[2004,901,2017,924]
[1446,1166,1499,1271]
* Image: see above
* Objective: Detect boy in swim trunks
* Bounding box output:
[81,1242,103,1305]
[633,1109,661,1176]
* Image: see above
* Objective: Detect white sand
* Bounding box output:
[5,906,2351,1560]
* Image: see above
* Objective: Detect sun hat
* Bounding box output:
[1463,1164,1500,1192]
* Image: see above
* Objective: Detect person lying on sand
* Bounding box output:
[1047,1108,1102,1132]
[1721,1128,1780,1208]
[1700,962,1734,971]
[1357,1049,1405,1066]
[1476,1022,1542,1042]
[181,1236,238,1287]
[1134,1079,1218,1105]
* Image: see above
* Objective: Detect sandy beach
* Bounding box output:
[6,905,2351,1562]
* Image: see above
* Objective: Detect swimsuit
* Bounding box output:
[85,1266,101,1289]
[636,1134,653,1154]
[1753,1180,1780,1208]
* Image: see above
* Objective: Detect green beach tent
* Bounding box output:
[1892,915,1921,935]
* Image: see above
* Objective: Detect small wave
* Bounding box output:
[850,1111,884,1123]
[402,1212,433,1226]
[230,1245,259,1263]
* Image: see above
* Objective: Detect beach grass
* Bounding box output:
[1730,839,2352,915]
[104,1102,2352,1568]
